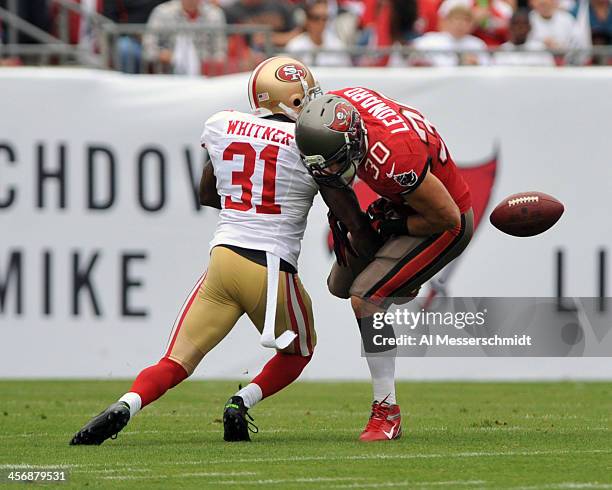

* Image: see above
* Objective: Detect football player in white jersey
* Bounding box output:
[70,57,376,445]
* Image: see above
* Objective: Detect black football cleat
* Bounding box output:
[223,396,258,442]
[70,402,130,445]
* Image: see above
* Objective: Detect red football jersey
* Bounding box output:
[329,87,472,213]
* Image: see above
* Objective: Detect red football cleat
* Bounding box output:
[359,400,402,442]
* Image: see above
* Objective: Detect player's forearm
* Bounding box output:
[319,185,370,234]
[199,161,221,209]
[402,172,461,235]
[319,185,381,259]
[404,199,461,235]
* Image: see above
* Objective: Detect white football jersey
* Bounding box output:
[201,110,318,269]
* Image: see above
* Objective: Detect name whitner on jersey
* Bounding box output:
[225,119,295,147]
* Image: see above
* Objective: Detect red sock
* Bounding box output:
[251,353,312,399]
[130,357,188,408]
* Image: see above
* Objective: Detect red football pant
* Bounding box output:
[129,357,188,408]
[252,352,313,399]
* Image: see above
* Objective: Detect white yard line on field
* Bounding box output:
[509,484,612,490]
[173,449,612,466]
[102,475,167,481]
[179,472,258,478]
[2,433,51,438]
[4,448,609,472]
[100,472,271,481]
[72,468,153,474]
[331,480,487,489]
[213,477,367,485]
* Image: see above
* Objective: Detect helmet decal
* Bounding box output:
[275,63,307,82]
[326,101,353,132]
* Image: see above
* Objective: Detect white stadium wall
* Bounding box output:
[0,67,611,380]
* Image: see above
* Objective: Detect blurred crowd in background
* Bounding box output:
[1,0,611,73]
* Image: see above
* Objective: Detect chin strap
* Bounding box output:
[260,252,297,350]
[278,102,299,121]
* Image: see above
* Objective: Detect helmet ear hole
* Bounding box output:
[293,98,302,107]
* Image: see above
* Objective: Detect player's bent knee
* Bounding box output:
[350,295,383,318]
[161,356,192,381]
[327,273,350,299]
[278,338,316,357]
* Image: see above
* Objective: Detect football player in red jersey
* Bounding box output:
[295,88,474,441]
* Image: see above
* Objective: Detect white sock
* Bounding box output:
[118,392,142,418]
[235,383,263,409]
[365,355,397,404]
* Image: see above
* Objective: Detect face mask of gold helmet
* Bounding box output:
[247,56,323,121]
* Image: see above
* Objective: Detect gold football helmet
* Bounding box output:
[247,56,322,120]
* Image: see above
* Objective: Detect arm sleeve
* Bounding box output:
[385,138,431,196]
[200,122,213,149]
[200,111,229,150]
[397,156,430,196]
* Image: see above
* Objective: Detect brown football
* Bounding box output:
[490,191,564,237]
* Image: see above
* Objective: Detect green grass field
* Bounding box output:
[0,381,611,489]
